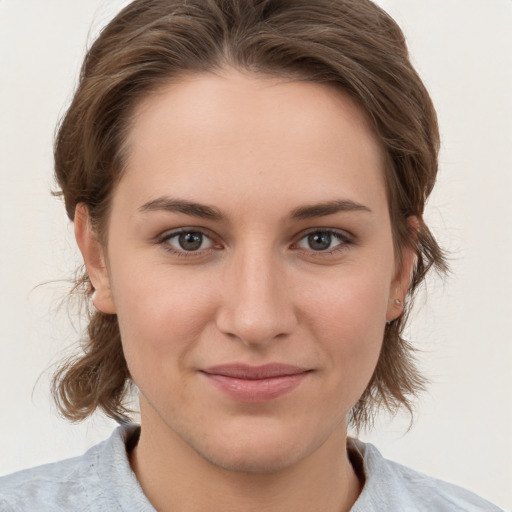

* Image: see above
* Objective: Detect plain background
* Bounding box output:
[0,0,510,509]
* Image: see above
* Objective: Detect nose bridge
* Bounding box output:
[217,243,296,346]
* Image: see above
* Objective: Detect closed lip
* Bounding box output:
[200,364,312,402]
[201,363,311,379]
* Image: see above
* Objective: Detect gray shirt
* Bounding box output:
[0,424,504,511]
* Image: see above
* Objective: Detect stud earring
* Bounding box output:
[394,298,402,305]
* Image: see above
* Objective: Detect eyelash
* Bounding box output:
[293,228,354,256]
[158,228,218,258]
[157,228,354,258]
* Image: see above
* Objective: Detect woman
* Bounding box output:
[0,0,505,510]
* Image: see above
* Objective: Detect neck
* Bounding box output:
[129,407,362,512]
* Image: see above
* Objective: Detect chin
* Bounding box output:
[200,441,306,474]
[185,421,325,475]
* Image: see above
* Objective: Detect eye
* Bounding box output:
[161,230,214,253]
[295,230,351,252]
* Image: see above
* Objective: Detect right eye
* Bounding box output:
[160,229,215,253]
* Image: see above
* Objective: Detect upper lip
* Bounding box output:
[201,364,311,380]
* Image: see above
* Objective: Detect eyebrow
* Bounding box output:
[290,199,372,219]
[138,197,224,220]
[138,197,371,221]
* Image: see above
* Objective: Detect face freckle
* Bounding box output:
[97,68,409,474]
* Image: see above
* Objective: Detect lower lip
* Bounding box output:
[202,372,309,403]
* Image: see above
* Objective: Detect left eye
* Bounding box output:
[296,230,348,251]
[163,230,214,252]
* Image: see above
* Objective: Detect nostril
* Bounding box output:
[215,300,298,347]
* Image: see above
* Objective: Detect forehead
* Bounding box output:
[119,69,387,217]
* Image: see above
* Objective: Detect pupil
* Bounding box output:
[179,232,203,251]
[308,232,331,251]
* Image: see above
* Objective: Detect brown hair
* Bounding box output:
[52,0,447,429]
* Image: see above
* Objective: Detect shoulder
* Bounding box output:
[0,424,145,512]
[0,443,105,512]
[349,439,505,512]
[0,451,97,512]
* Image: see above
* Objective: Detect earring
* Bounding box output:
[394,298,402,305]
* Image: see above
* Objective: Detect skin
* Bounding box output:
[75,69,414,512]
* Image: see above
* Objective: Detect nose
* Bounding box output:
[215,247,298,348]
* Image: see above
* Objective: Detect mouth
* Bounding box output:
[200,364,312,403]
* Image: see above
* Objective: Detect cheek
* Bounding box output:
[299,266,391,397]
[302,262,391,341]
[109,259,218,372]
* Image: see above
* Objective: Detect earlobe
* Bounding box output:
[386,291,406,324]
[385,250,415,323]
[385,217,419,323]
[74,204,116,314]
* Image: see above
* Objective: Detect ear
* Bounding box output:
[74,204,116,314]
[385,216,418,323]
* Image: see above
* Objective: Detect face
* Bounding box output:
[79,69,412,473]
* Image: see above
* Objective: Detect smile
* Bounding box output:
[200,364,312,403]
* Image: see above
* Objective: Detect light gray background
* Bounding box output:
[0,1,510,509]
